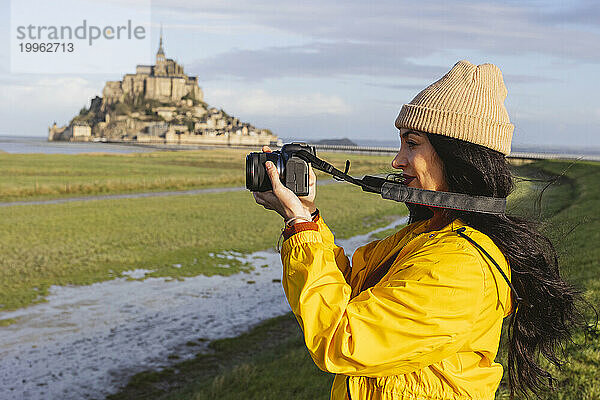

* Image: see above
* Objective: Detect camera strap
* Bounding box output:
[295,150,506,215]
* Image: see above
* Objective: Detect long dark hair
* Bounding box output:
[407,133,588,399]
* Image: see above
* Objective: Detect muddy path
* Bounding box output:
[0,181,337,208]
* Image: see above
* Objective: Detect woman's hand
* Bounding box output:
[252,146,317,221]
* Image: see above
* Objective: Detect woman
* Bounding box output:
[253,60,584,399]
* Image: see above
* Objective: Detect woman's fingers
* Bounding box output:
[253,150,313,220]
[262,146,272,153]
[309,165,316,187]
[298,164,316,209]
[253,191,278,211]
[253,192,266,206]
[265,161,284,193]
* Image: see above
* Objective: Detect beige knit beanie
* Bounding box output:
[395,60,514,155]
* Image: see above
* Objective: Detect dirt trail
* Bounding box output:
[0,181,337,207]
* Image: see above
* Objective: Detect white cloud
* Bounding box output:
[0,77,99,110]
[206,88,352,117]
[149,18,287,36]
[155,0,600,63]
[0,76,101,134]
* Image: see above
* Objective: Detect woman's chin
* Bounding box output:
[401,177,416,187]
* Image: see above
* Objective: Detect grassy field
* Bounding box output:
[0,150,406,313]
[109,160,600,400]
[0,149,393,202]
[0,150,245,202]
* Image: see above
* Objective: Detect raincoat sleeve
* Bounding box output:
[310,214,382,288]
[313,215,352,283]
[280,224,486,377]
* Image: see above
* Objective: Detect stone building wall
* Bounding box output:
[101,35,204,106]
[102,81,123,105]
[122,74,146,97]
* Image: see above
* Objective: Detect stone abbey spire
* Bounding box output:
[155,24,167,75]
[157,24,165,56]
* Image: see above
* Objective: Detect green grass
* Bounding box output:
[109,160,600,400]
[0,318,17,326]
[0,149,249,202]
[0,182,407,312]
[0,150,393,202]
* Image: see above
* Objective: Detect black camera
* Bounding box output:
[246,143,316,196]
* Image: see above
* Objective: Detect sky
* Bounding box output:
[1,0,599,148]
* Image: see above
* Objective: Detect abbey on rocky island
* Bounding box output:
[49,32,277,146]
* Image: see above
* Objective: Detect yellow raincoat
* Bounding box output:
[280,214,512,400]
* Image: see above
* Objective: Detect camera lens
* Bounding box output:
[246,152,281,191]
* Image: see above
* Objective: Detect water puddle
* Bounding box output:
[0,217,408,400]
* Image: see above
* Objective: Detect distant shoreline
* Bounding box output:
[1,134,600,157]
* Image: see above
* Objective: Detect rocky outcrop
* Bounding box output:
[49,34,277,146]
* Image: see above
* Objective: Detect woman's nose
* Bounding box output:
[391,152,405,169]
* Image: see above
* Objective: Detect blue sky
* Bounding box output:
[1,0,599,148]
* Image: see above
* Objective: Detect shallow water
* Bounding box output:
[0,217,408,400]
[0,136,152,154]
